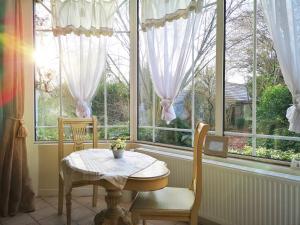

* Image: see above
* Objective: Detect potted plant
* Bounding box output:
[111,138,126,159]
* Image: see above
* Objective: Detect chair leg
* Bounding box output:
[190,213,198,225]
[58,176,64,215]
[66,191,72,225]
[92,185,98,207]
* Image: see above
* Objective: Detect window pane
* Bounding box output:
[225,0,254,133]
[227,135,252,156]
[97,128,105,140]
[92,78,105,126]
[138,128,153,142]
[138,36,153,126]
[155,130,192,147]
[255,1,296,137]
[114,0,129,32]
[106,33,130,126]
[36,127,58,141]
[194,3,217,129]
[108,127,129,140]
[256,138,300,161]
[34,0,52,30]
[35,31,60,129]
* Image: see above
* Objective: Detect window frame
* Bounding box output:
[33,0,298,165]
[223,0,300,162]
[34,0,131,142]
[136,0,219,147]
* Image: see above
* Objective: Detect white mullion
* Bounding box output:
[252,0,257,156]
[191,13,195,147]
[129,0,138,142]
[104,73,108,139]
[141,126,193,133]
[215,0,225,136]
[152,87,156,142]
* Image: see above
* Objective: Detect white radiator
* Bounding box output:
[136,148,300,225]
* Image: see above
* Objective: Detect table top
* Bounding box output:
[61,149,170,191]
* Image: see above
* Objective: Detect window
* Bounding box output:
[34,0,300,162]
[34,0,130,141]
[225,0,300,161]
[138,0,217,147]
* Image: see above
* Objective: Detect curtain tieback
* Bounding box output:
[160,99,173,110]
[75,99,91,118]
[160,99,176,124]
[9,117,28,138]
[292,94,300,112]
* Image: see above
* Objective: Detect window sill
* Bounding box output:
[35,141,300,181]
[135,143,300,182]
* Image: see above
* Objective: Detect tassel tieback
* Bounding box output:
[9,117,28,138]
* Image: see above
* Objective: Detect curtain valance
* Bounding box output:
[51,0,117,37]
[141,0,202,31]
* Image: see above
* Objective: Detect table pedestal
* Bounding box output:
[94,189,132,225]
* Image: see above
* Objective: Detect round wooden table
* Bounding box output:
[94,161,169,225]
[62,149,170,225]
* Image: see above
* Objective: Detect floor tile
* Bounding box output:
[69,206,95,222]
[0,196,189,225]
[76,215,95,225]
[29,206,57,221]
[42,197,58,207]
[73,196,98,207]
[38,214,76,225]
[35,198,52,210]
[44,197,82,213]
[1,213,36,225]
[88,204,106,214]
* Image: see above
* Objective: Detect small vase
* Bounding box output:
[112,149,124,159]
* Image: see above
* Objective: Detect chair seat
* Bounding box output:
[131,187,195,214]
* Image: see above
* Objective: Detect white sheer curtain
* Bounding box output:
[142,0,202,124]
[261,0,300,133]
[59,34,107,117]
[51,0,117,117]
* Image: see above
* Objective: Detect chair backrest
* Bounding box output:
[191,122,209,213]
[58,116,98,164]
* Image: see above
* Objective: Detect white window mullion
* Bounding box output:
[152,88,156,142]
[215,0,225,136]
[129,0,138,142]
[104,73,108,139]
[191,13,195,147]
[252,0,257,156]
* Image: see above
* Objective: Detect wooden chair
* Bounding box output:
[57,116,99,224]
[130,122,209,225]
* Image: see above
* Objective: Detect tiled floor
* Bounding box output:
[0,196,188,225]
